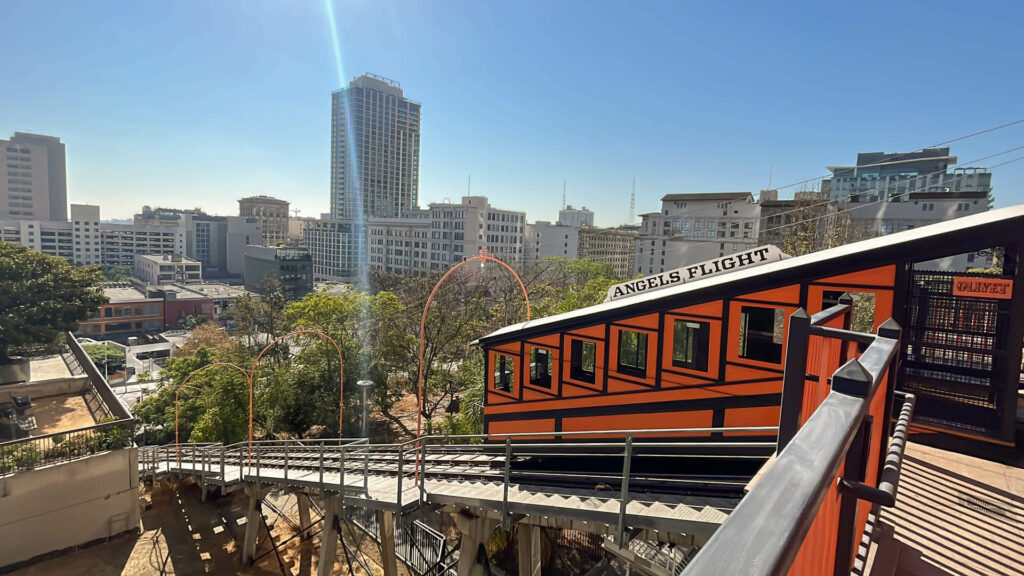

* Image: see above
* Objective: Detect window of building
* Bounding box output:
[529,347,553,388]
[617,330,648,377]
[738,306,785,364]
[493,354,516,393]
[672,320,710,371]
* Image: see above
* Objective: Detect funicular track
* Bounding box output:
[139,427,776,552]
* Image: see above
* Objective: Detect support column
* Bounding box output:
[317,495,340,576]
[242,484,266,565]
[379,510,398,576]
[455,511,497,576]
[297,493,313,539]
[517,523,542,576]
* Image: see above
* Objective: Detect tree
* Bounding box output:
[175,322,235,357]
[82,343,125,372]
[0,242,106,362]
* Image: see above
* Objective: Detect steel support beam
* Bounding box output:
[297,492,313,539]
[455,511,496,576]
[379,510,399,576]
[318,495,340,576]
[517,523,542,576]
[242,484,268,565]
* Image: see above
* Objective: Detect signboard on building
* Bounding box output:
[605,245,788,302]
[951,277,1014,300]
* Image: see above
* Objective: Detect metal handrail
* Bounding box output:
[681,325,902,576]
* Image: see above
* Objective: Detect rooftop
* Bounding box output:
[661,192,754,202]
[102,284,160,303]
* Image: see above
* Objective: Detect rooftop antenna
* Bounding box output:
[467,174,471,196]
[291,208,301,218]
[768,164,773,191]
[561,181,567,211]
[628,177,636,225]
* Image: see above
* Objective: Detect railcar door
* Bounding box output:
[899,270,1017,444]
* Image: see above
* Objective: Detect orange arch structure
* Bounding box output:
[249,329,344,465]
[173,361,249,464]
[417,249,531,441]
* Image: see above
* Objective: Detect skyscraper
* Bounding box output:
[331,73,421,220]
[1,132,68,221]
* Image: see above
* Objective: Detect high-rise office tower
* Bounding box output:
[331,73,421,220]
[1,132,68,221]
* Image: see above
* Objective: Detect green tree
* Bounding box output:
[82,343,125,372]
[0,242,106,362]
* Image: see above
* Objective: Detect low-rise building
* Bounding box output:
[244,245,313,300]
[524,221,579,267]
[77,283,165,338]
[134,253,202,284]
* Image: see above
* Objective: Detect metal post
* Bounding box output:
[396,446,404,507]
[364,447,369,492]
[220,445,225,481]
[616,435,633,545]
[419,440,427,503]
[778,308,811,451]
[256,445,261,481]
[284,441,289,481]
[357,379,374,439]
[339,446,346,507]
[319,442,325,486]
[502,437,512,529]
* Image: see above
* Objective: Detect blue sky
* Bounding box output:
[3,1,1023,226]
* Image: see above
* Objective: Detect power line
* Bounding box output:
[756,152,1024,238]
[752,118,1024,199]
[754,143,1024,225]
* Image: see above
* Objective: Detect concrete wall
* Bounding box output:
[0,447,139,568]
[0,375,89,404]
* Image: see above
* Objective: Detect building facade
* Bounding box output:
[239,195,290,246]
[1,132,67,222]
[822,147,991,204]
[78,284,165,338]
[557,205,594,227]
[1,204,101,266]
[635,192,760,276]
[367,210,431,274]
[243,245,314,300]
[426,196,525,271]
[524,221,580,268]
[331,74,421,220]
[134,254,202,285]
[578,226,637,278]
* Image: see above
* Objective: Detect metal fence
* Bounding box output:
[0,418,135,475]
[348,506,458,576]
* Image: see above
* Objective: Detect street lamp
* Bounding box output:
[357,379,374,439]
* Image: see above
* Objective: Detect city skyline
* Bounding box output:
[3,1,1024,227]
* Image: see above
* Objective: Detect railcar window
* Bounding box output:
[673,319,709,371]
[529,347,553,388]
[570,339,597,383]
[493,354,516,392]
[738,306,785,363]
[618,330,648,377]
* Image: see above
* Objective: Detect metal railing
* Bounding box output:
[348,506,458,576]
[65,332,132,420]
[1,418,135,476]
[681,315,914,576]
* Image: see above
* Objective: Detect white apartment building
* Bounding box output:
[427,196,524,271]
[368,210,431,274]
[635,192,760,276]
[134,254,203,285]
[0,204,101,266]
[303,219,365,281]
[1,132,67,222]
[524,221,580,268]
[557,205,594,227]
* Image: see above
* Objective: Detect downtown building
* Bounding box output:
[309,73,422,281]
[524,205,636,278]
[239,195,290,246]
[635,192,760,276]
[822,147,991,239]
[1,132,67,222]
[363,196,525,276]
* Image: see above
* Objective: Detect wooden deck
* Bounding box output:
[864,442,1024,576]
